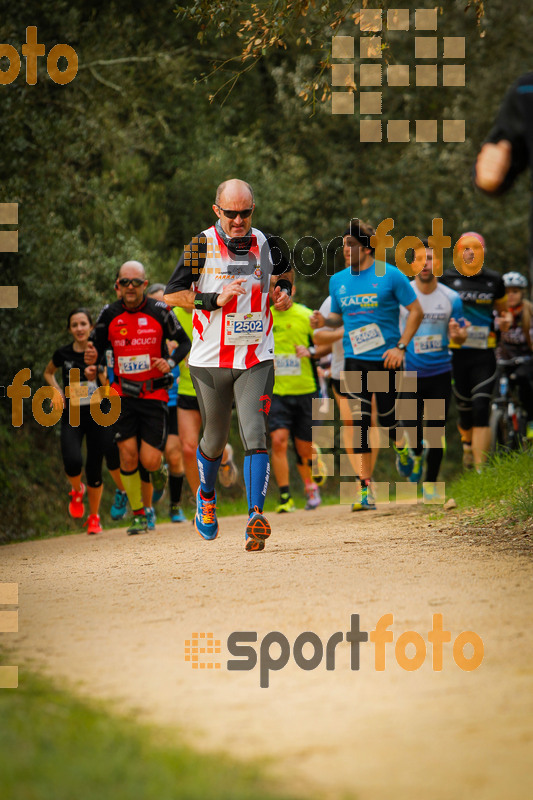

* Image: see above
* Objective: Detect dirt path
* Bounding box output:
[2,504,532,799]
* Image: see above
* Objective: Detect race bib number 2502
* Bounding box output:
[224,312,263,345]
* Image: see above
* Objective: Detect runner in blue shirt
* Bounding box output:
[398,241,468,498]
[311,219,423,510]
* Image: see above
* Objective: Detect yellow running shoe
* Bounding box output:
[276,496,295,513]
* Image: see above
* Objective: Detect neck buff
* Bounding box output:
[215,219,253,255]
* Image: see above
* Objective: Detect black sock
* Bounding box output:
[360,478,370,489]
[279,485,290,500]
[169,472,184,505]
[201,489,215,500]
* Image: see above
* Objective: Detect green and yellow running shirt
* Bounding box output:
[271,302,318,396]
[173,306,196,396]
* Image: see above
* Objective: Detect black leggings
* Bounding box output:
[452,349,496,429]
[190,361,274,458]
[60,407,119,487]
[399,371,452,482]
[343,358,399,454]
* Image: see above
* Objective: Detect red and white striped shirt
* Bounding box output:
[188,225,276,369]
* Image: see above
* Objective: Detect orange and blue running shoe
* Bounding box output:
[245,507,271,552]
[195,488,218,540]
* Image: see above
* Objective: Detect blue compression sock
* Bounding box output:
[196,447,222,496]
[244,451,270,514]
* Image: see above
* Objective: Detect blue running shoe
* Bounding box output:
[110,489,128,520]
[144,506,156,530]
[395,446,414,478]
[409,453,424,483]
[170,504,187,523]
[195,489,218,540]
[151,462,168,504]
[245,507,271,552]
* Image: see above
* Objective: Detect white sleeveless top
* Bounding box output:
[189,225,275,369]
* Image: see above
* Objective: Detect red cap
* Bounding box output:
[457,231,486,250]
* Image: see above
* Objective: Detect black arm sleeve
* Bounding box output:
[165,234,208,294]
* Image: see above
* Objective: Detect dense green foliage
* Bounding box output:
[1,1,532,540]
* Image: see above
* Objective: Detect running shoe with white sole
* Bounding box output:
[127,514,148,535]
[150,462,168,503]
[145,506,156,530]
[395,446,414,478]
[110,489,128,520]
[351,484,376,511]
[219,444,238,488]
[304,482,321,510]
[245,507,271,552]
[68,483,86,519]
[84,513,103,535]
[195,489,218,540]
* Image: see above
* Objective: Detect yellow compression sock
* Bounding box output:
[120,469,143,512]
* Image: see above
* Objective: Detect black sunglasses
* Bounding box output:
[118,278,145,287]
[216,205,254,220]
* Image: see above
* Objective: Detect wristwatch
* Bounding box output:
[167,358,176,369]
[397,342,407,351]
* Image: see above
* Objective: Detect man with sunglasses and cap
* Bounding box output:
[85,260,191,534]
[164,178,293,552]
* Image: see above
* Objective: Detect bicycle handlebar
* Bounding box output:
[496,356,532,367]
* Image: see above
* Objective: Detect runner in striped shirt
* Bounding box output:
[164,179,293,551]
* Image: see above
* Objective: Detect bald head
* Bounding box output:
[119,260,146,280]
[213,179,255,238]
[117,260,148,309]
[215,179,254,206]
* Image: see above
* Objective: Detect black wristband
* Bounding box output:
[275,278,292,296]
[194,292,220,312]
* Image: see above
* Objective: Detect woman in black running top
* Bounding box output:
[43,308,119,534]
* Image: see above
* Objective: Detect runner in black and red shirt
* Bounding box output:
[441,232,507,471]
[86,260,190,534]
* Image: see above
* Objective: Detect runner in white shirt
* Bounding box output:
[164,179,293,551]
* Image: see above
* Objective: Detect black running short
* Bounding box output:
[268,392,316,441]
[451,349,497,428]
[113,397,169,451]
[177,394,200,411]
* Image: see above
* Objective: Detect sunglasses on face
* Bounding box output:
[216,205,254,220]
[118,278,145,287]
